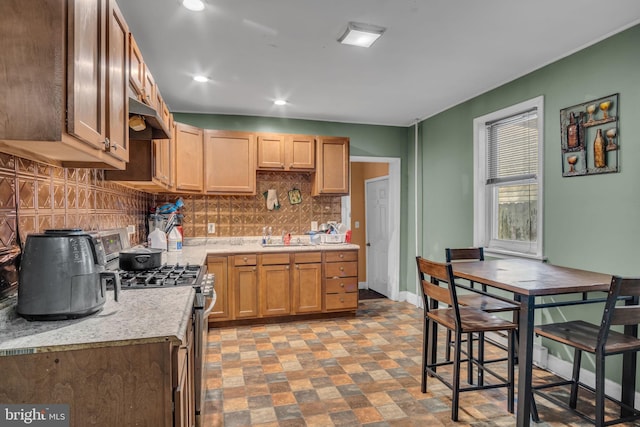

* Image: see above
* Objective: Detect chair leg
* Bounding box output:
[595,353,605,427]
[477,332,485,386]
[507,329,514,414]
[446,329,452,362]
[569,348,582,409]
[467,332,474,384]
[530,391,540,422]
[421,316,428,393]
[452,330,462,422]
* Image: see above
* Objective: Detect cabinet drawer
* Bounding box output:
[325,293,358,311]
[325,251,358,263]
[234,254,257,266]
[326,277,358,294]
[261,253,290,265]
[325,261,357,278]
[294,251,322,264]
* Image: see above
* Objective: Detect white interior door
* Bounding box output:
[366,176,389,296]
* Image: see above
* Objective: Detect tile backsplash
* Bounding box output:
[159,171,342,238]
[0,153,153,299]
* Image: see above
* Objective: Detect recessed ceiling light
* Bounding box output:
[338,22,386,48]
[182,0,205,12]
[193,75,209,83]
[274,99,287,106]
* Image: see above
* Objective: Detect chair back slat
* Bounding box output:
[445,247,484,262]
[617,278,640,297]
[416,256,456,307]
[598,276,640,348]
[610,306,640,326]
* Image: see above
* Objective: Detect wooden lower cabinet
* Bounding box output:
[292,251,322,314]
[232,255,258,319]
[259,253,291,317]
[207,256,230,320]
[324,250,359,311]
[0,324,195,426]
[207,249,357,325]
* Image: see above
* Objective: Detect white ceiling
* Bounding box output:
[117,0,640,127]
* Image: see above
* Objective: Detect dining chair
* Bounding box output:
[533,275,640,426]
[416,256,517,421]
[445,247,520,385]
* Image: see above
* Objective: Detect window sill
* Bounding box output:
[485,247,547,262]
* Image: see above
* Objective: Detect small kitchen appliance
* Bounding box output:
[17,229,121,321]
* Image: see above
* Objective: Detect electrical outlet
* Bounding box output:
[127,225,136,234]
[207,223,216,234]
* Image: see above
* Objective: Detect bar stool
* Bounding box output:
[533,275,640,426]
[416,256,517,421]
[445,247,520,385]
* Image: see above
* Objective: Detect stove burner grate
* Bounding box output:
[119,264,202,288]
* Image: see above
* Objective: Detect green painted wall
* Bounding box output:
[172,113,414,291]
[420,24,640,378]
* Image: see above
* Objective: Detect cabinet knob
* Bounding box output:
[340,283,344,287]
[243,257,248,262]
[295,265,299,269]
[289,163,293,168]
[340,298,344,302]
[280,164,285,169]
[252,267,256,271]
[339,267,344,271]
[339,253,344,258]
[286,266,289,270]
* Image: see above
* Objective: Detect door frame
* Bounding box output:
[342,156,401,301]
[365,175,390,297]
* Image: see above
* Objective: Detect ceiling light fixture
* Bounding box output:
[193,75,209,83]
[337,22,386,48]
[182,0,205,12]
[274,99,287,106]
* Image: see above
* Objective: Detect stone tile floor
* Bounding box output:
[203,299,639,426]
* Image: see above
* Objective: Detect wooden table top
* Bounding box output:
[451,258,612,296]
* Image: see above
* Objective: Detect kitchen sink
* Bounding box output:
[260,241,315,247]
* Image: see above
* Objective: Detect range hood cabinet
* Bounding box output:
[128,98,170,140]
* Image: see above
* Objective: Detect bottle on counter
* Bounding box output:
[167,227,182,252]
[148,228,167,250]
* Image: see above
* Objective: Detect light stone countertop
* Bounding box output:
[163,237,360,266]
[0,287,195,356]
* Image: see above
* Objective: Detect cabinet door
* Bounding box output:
[257,134,285,169]
[233,266,258,319]
[313,136,350,195]
[293,263,322,313]
[287,135,315,170]
[143,68,157,109]
[67,0,107,150]
[174,122,204,192]
[260,264,291,317]
[105,0,129,162]
[204,130,256,194]
[207,256,230,321]
[129,35,144,98]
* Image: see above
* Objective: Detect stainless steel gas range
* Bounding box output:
[96,228,214,424]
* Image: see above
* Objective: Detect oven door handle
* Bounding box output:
[204,293,216,316]
[203,274,216,316]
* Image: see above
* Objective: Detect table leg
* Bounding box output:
[516,295,535,427]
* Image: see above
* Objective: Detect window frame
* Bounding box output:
[473,96,544,260]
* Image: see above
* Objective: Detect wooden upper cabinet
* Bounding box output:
[313,136,349,195]
[0,0,126,170]
[143,69,157,110]
[204,130,256,194]
[257,134,285,169]
[174,122,204,192]
[105,0,129,163]
[129,35,144,98]
[257,133,315,171]
[287,134,315,170]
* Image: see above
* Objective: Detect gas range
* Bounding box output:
[119,264,204,289]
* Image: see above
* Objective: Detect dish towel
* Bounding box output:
[266,189,280,210]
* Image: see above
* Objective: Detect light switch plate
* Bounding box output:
[127,225,136,234]
[207,223,216,234]
[311,221,318,231]
[355,221,360,229]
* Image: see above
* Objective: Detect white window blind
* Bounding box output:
[486,109,538,185]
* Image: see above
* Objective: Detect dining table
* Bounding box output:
[451,258,621,427]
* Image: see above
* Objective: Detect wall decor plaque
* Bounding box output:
[560,93,619,177]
